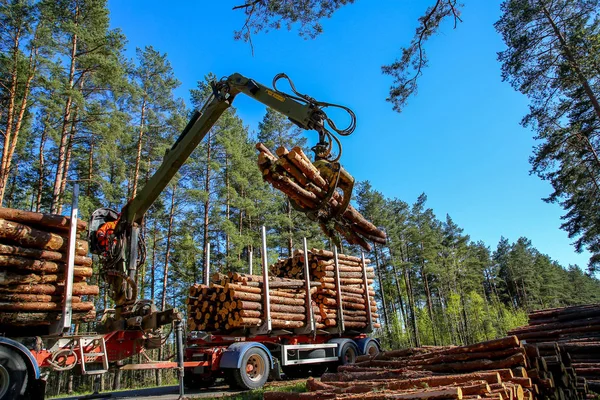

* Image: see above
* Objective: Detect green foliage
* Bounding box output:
[496,0,600,273]
[231,0,463,112]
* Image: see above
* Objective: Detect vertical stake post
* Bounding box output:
[333,246,344,334]
[249,249,253,275]
[261,226,271,332]
[175,319,185,398]
[362,252,374,333]
[302,238,315,335]
[204,242,211,285]
[59,183,79,333]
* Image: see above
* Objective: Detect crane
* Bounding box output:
[88,72,357,332]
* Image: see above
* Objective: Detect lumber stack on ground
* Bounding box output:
[508,304,600,395]
[269,248,380,330]
[266,336,588,400]
[0,207,97,331]
[256,143,386,251]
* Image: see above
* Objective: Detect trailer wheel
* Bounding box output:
[364,341,380,357]
[0,346,29,400]
[338,342,357,365]
[231,347,270,390]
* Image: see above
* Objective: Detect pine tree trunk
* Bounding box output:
[405,263,420,347]
[35,120,48,212]
[151,219,157,302]
[226,156,230,268]
[0,21,38,206]
[131,98,147,199]
[420,240,438,345]
[161,183,177,311]
[0,24,22,206]
[388,244,409,337]
[373,245,390,335]
[51,5,79,213]
[87,135,94,197]
[57,104,79,214]
[540,2,600,122]
[287,198,293,256]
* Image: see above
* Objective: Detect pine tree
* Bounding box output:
[496,0,600,273]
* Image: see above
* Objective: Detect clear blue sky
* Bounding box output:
[107,0,592,269]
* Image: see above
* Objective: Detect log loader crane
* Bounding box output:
[0,72,369,399]
[88,72,357,334]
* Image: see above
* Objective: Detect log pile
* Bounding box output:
[187,272,319,332]
[269,248,380,330]
[256,143,386,251]
[266,336,590,400]
[508,304,600,394]
[0,207,98,332]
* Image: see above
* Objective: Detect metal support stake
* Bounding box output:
[204,242,211,285]
[303,238,315,335]
[249,249,253,275]
[56,183,79,334]
[361,252,374,333]
[175,319,185,399]
[333,246,344,335]
[261,226,271,333]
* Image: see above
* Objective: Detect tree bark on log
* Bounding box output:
[0,255,92,275]
[0,282,99,295]
[0,207,87,231]
[0,300,94,312]
[0,219,88,255]
[0,309,96,325]
[0,244,92,266]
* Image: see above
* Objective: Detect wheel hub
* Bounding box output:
[246,354,265,381]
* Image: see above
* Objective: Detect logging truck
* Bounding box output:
[0,73,379,399]
[183,231,381,390]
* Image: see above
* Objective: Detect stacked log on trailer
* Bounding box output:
[256,143,386,251]
[0,207,98,333]
[265,336,590,400]
[508,304,600,395]
[187,272,321,332]
[269,248,380,330]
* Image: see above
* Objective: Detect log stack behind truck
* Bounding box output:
[0,207,98,335]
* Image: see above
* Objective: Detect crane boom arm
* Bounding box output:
[120,73,321,227]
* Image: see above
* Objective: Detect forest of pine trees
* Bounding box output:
[2,0,600,394]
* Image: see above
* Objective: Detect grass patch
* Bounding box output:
[208,381,307,400]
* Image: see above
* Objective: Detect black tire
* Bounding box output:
[0,346,29,400]
[231,347,270,390]
[364,341,380,357]
[338,342,357,366]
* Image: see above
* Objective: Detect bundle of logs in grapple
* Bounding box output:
[508,304,600,394]
[256,144,386,251]
[187,272,320,331]
[0,207,98,332]
[270,248,380,330]
[265,335,591,400]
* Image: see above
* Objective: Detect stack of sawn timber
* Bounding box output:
[269,248,380,330]
[508,304,600,394]
[265,336,590,400]
[187,272,321,332]
[256,143,386,251]
[0,207,98,332]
